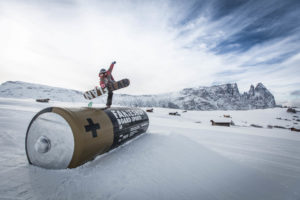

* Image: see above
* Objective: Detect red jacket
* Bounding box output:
[99,62,115,86]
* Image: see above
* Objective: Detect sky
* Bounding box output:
[0,0,300,106]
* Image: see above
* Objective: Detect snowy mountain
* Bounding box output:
[113,83,276,110]
[0,81,276,110]
[0,81,86,102]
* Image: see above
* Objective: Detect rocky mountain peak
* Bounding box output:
[256,82,266,89]
[249,85,255,96]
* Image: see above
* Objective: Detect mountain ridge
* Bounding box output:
[0,81,276,110]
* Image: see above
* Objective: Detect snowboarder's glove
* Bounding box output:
[112,61,116,65]
[100,84,106,88]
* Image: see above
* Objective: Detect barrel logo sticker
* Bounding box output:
[110,109,144,130]
[84,118,100,138]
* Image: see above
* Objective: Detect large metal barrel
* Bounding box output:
[25,107,149,169]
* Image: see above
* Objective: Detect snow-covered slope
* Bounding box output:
[0,81,276,110]
[0,81,86,102]
[0,98,299,200]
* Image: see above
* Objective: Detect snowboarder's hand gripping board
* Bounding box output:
[83,79,130,100]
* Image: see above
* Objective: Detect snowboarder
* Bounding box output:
[99,61,116,108]
[83,62,129,102]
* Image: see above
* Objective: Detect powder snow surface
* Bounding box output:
[0,98,300,200]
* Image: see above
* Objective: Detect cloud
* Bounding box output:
[0,0,299,106]
[212,1,300,54]
[291,90,300,96]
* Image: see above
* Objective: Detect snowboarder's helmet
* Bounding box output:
[99,68,106,74]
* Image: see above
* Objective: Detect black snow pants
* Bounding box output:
[106,91,113,107]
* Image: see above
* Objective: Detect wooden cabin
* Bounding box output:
[146,108,154,113]
[36,98,50,103]
[291,127,300,132]
[210,120,230,127]
[169,112,181,116]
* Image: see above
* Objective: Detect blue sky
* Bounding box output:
[0,0,300,106]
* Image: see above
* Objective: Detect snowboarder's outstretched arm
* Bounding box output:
[108,61,116,73]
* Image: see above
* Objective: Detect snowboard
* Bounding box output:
[83,79,130,100]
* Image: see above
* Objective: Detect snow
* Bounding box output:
[1,97,300,200]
